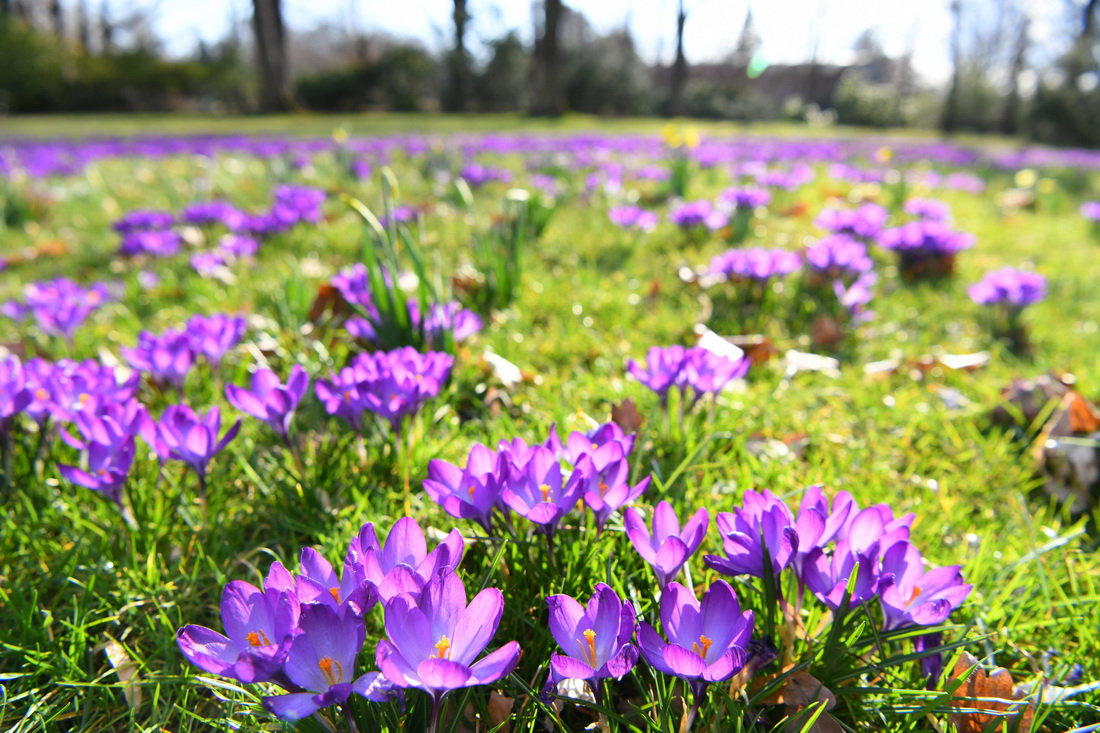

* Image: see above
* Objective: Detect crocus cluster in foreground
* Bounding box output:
[177,517,520,724]
[628,345,750,408]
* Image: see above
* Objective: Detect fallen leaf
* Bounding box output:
[611,399,644,435]
[307,283,350,323]
[488,690,515,732]
[482,352,525,389]
[729,334,779,365]
[98,638,142,709]
[762,671,836,710]
[785,706,845,733]
[948,652,1035,733]
[784,351,841,378]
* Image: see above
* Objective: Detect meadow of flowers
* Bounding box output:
[1,119,1099,732]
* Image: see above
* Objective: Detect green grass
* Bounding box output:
[1,115,1099,732]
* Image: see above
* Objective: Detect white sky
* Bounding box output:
[148,0,1071,86]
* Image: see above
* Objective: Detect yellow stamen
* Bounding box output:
[581,629,598,667]
[433,635,452,659]
[329,587,340,603]
[78,393,91,404]
[598,481,608,496]
[590,443,598,451]
[318,656,342,686]
[539,483,552,502]
[245,630,272,647]
[692,635,713,658]
[907,586,923,604]
[35,388,48,401]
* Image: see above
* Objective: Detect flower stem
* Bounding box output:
[427,694,444,733]
[342,702,360,733]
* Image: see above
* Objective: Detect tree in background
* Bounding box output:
[667,0,687,116]
[252,0,292,112]
[530,0,564,116]
[941,0,962,133]
[442,0,472,111]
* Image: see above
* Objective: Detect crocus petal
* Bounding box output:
[263,692,322,720]
[702,647,746,682]
[417,658,474,691]
[176,625,237,676]
[546,594,587,655]
[598,643,639,679]
[449,588,504,665]
[662,644,707,678]
[469,641,521,685]
[550,653,597,681]
[637,622,673,675]
[353,671,395,702]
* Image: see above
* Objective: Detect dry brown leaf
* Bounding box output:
[785,706,845,733]
[810,316,844,352]
[98,638,142,709]
[762,670,836,709]
[611,399,644,435]
[488,690,515,732]
[729,334,779,365]
[1067,391,1100,433]
[307,283,351,323]
[948,651,1035,733]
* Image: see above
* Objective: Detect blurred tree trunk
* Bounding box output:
[940,0,963,133]
[667,0,687,116]
[1063,0,1098,89]
[443,0,472,112]
[0,0,10,17]
[77,0,90,53]
[50,0,63,41]
[530,0,563,116]
[252,0,292,113]
[996,16,1028,135]
[100,1,114,53]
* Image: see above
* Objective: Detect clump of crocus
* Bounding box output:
[904,197,952,222]
[717,186,771,242]
[669,200,727,233]
[876,220,974,279]
[58,399,147,516]
[186,313,248,367]
[815,203,888,241]
[346,300,482,349]
[2,278,115,343]
[225,365,310,447]
[800,235,876,350]
[628,345,749,413]
[423,444,506,533]
[144,404,240,498]
[122,329,196,389]
[344,517,465,601]
[0,356,31,437]
[261,604,394,720]
[181,200,247,230]
[119,229,182,258]
[968,267,1046,354]
[608,204,659,233]
[624,501,709,588]
[637,581,754,726]
[705,247,801,332]
[315,348,453,435]
[377,569,521,733]
[113,209,174,233]
[545,583,638,706]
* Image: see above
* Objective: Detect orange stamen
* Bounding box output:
[433,635,452,659]
[539,483,552,502]
[581,629,598,667]
[245,630,272,647]
[692,635,713,658]
[907,586,923,604]
[329,587,341,603]
[317,656,342,686]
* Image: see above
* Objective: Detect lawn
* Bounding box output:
[1,114,1098,732]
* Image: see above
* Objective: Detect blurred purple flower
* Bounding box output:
[624,501,709,588]
[225,366,309,441]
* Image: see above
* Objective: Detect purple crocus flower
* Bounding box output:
[187,313,247,365]
[122,329,195,389]
[719,186,772,211]
[708,247,802,282]
[800,540,881,612]
[669,200,727,231]
[501,444,585,542]
[181,200,247,229]
[627,345,687,406]
[1081,201,1100,222]
[375,568,521,713]
[3,278,114,340]
[345,517,465,601]
[804,235,874,282]
[423,444,505,533]
[624,501,709,588]
[263,604,393,720]
[119,229,182,257]
[637,580,753,690]
[904,197,952,222]
[295,546,376,615]
[815,203,888,240]
[878,541,972,630]
[967,267,1047,308]
[680,347,750,406]
[314,366,367,431]
[546,583,638,689]
[577,453,651,533]
[113,209,174,233]
[177,579,300,685]
[58,436,137,507]
[0,357,31,433]
[225,366,309,441]
[218,233,260,259]
[876,220,975,259]
[190,251,226,276]
[147,404,241,491]
[705,489,798,579]
[608,205,659,232]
